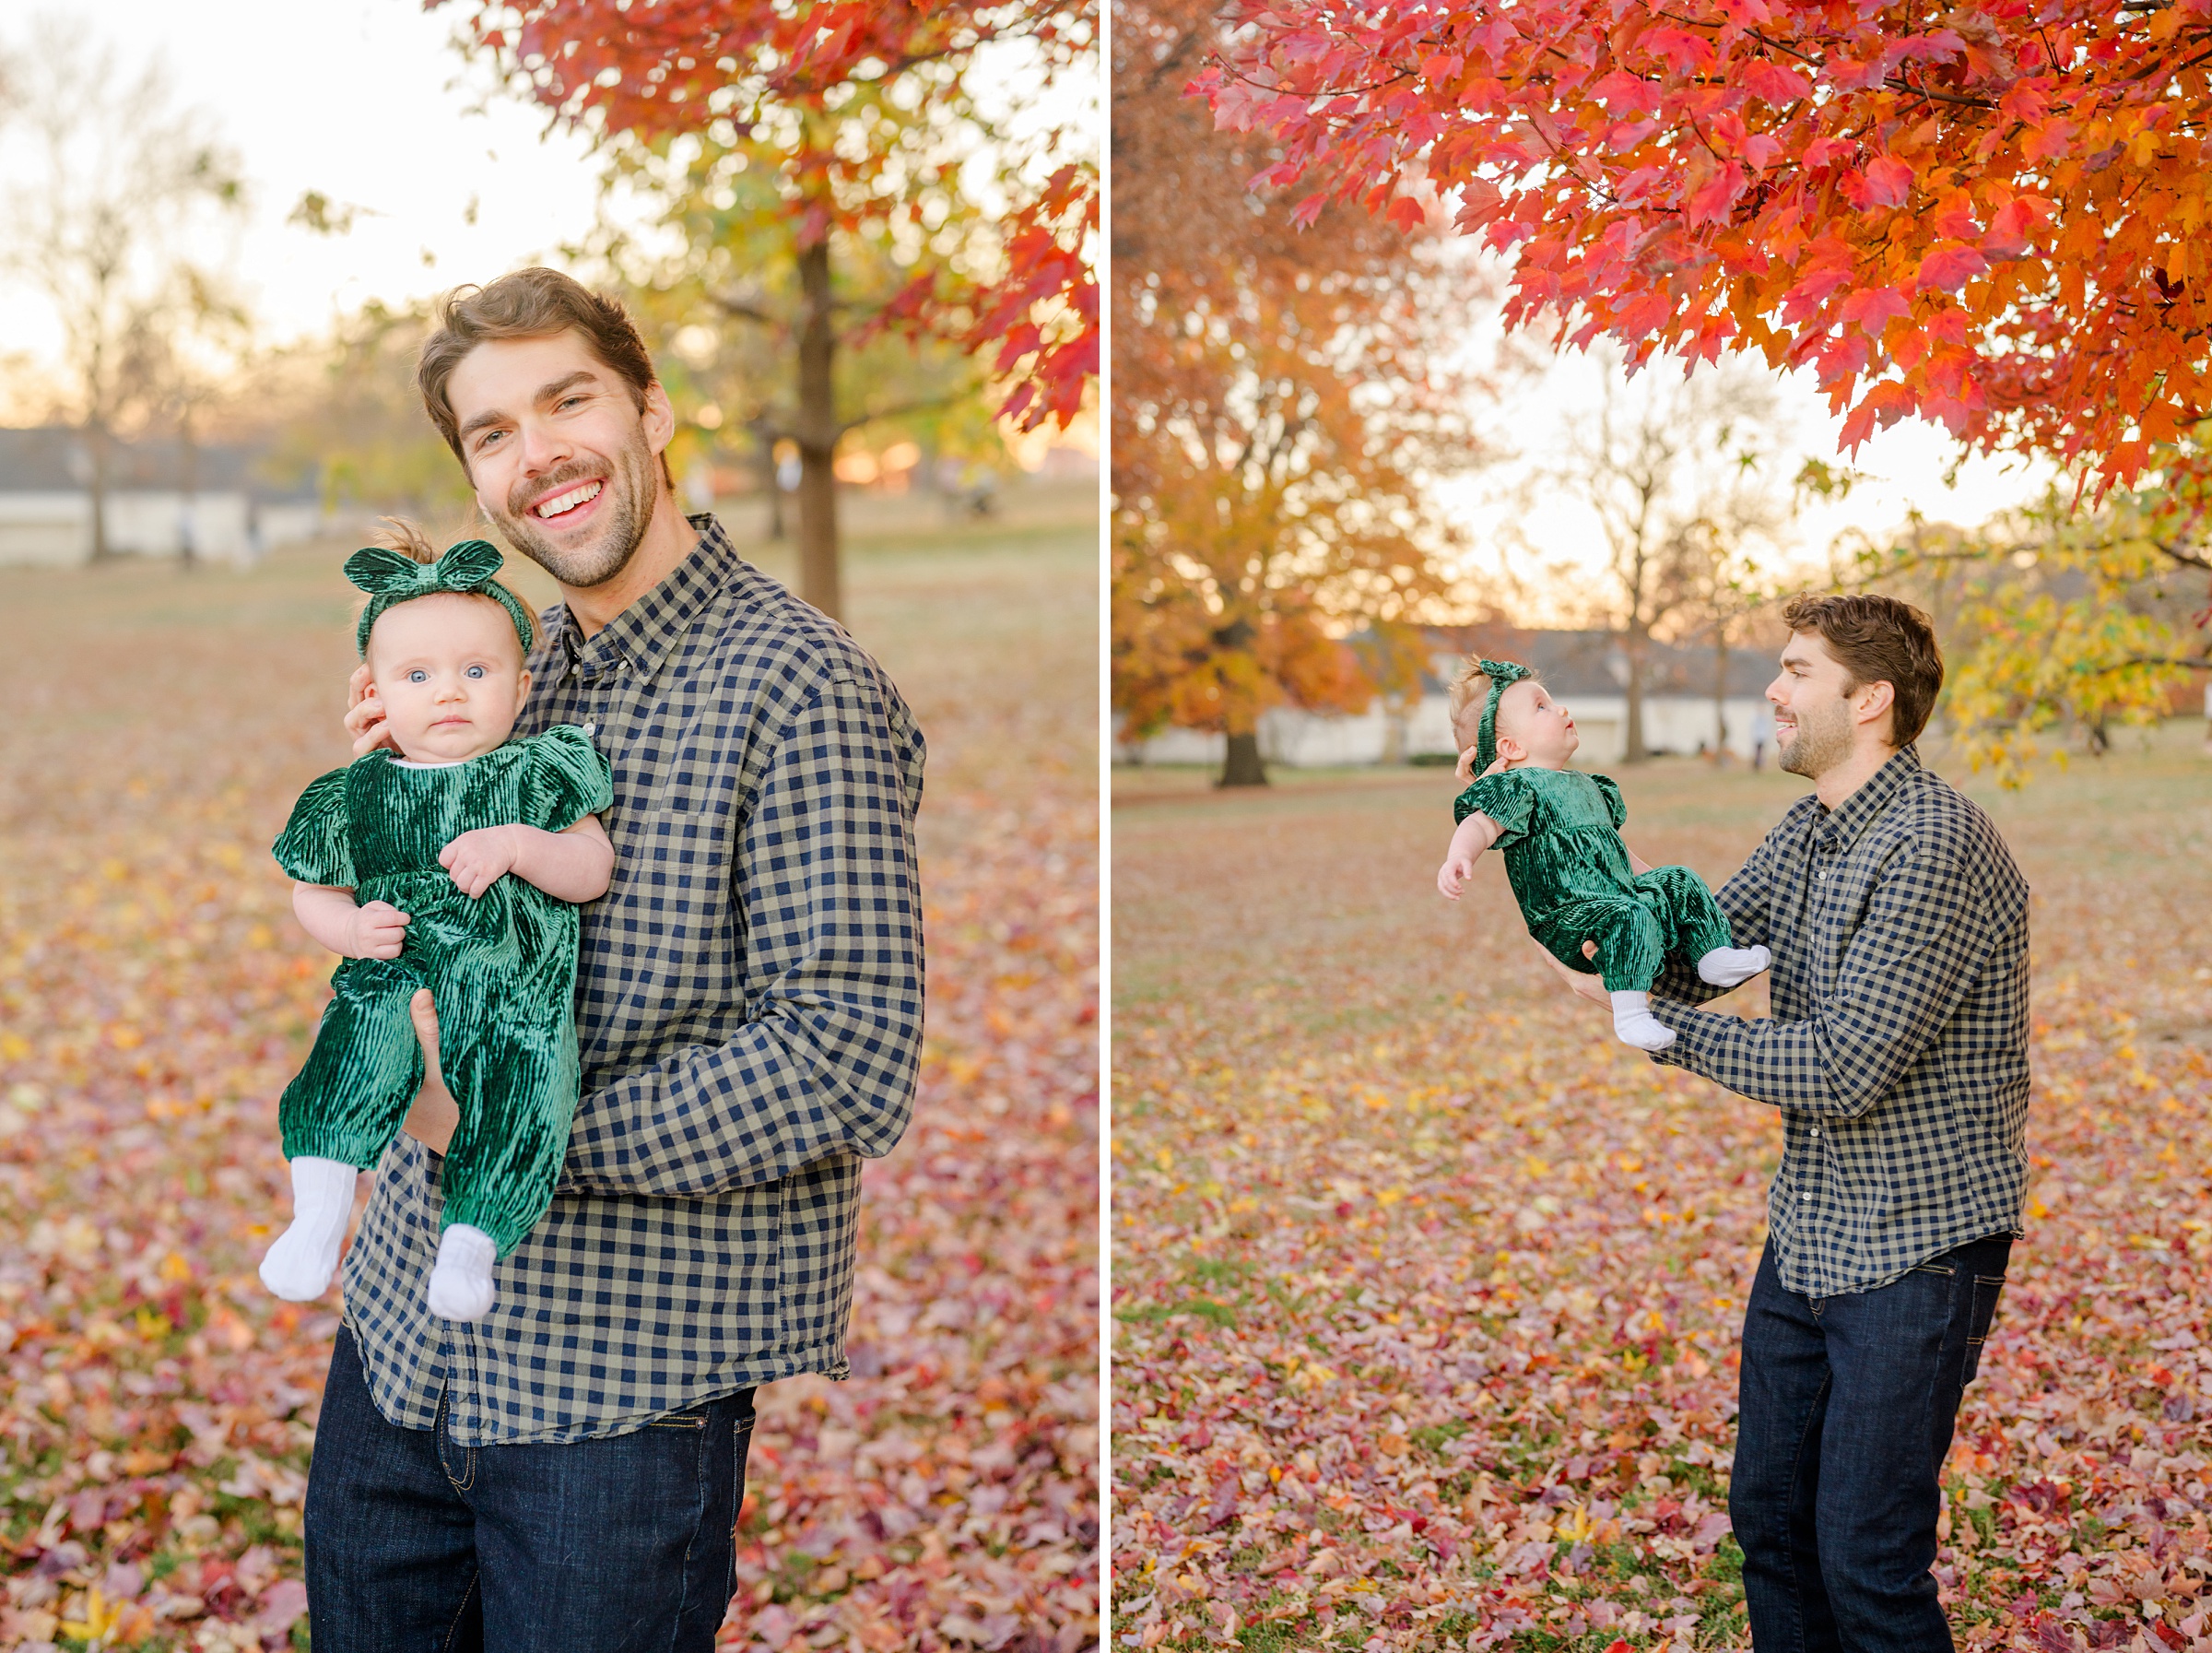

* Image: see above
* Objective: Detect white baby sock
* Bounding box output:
[1697,944,1773,987]
[1611,990,1677,1053]
[259,1156,359,1301]
[425,1224,499,1322]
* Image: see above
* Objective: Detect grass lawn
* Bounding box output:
[0,492,1099,1651]
[1111,728,2212,1652]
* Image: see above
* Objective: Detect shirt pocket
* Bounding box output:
[608,807,732,923]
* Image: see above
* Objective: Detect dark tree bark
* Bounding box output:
[747,415,785,541]
[1218,731,1268,786]
[794,233,841,620]
[86,423,114,564]
[1711,631,1731,762]
[179,415,199,573]
[1621,630,1649,763]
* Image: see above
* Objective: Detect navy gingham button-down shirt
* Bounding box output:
[1652,746,2030,1298]
[339,515,925,1444]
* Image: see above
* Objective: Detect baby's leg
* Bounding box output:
[1539,901,1676,1053]
[424,1018,580,1322]
[263,963,426,1301]
[1638,865,1769,986]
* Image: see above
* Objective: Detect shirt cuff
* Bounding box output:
[1648,1000,1722,1074]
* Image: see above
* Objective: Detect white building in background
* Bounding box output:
[0,428,329,566]
[1116,627,1780,769]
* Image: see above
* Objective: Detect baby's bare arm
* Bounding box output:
[440,816,614,903]
[513,814,614,902]
[1436,810,1502,900]
[293,883,410,960]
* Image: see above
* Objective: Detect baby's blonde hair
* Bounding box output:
[1448,658,1540,749]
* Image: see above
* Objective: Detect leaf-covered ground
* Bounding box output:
[1111,737,2212,1653]
[0,502,1099,1652]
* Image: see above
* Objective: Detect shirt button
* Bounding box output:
[583,721,596,736]
[1810,1128,1819,1138]
[1800,1192,1812,1201]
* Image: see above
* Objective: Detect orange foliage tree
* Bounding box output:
[1203,2,2212,767]
[1113,0,1477,786]
[439,0,1096,619]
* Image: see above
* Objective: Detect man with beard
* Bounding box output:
[1547,594,2029,1652]
[300,267,925,1652]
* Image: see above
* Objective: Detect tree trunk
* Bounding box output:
[794,233,841,620]
[749,417,784,541]
[1621,632,1648,763]
[86,422,112,565]
[1218,730,1268,787]
[1711,630,1729,763]
[179,414,199,573]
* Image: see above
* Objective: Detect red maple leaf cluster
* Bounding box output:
[436,0,1097,431]
[1203,2,2212,485]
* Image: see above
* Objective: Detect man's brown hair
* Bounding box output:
[1780,593,1945,747]
[417,267,669,483]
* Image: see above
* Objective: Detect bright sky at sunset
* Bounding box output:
[0,1,610,371]
[1432,326,2059,623]
[0,2,1094,384]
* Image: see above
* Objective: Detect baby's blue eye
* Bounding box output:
[407,669,429,684]
[465,665,486,679]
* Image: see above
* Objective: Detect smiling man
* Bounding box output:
[300,267,925,1652]
[1548,594,2030,1651]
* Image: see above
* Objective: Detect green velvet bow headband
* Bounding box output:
[1474,657,1534,774]
[345,540,535,658]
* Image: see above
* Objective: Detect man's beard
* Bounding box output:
[490,423,659,589]
[1778,695,1853,780]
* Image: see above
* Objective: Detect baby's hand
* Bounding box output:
[1437,854,1477,901]
[348,901,411,960]
[441,826,521,899]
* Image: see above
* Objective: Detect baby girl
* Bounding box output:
[1434,657,1769,1051]
[259,530,613,1321]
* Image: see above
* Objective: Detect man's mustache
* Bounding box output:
[507,462,606,521]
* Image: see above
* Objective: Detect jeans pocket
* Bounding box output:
[650,1408,710,1430]
[1911,1259,1957,1276]
[1964,1273,2006,1383]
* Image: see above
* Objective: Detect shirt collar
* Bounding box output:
[548,513,734,685]
[1814,742,1920,852]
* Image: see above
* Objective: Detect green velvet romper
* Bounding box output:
[1454,766,1734,992]
[272,725,614,1255]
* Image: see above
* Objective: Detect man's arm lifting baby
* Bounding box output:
[1433,657,1770,1052]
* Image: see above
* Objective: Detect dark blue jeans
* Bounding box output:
[1731,1235,2009,1653]
[304,1325,756,1652]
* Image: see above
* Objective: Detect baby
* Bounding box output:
[259,530,614,1321]
[1434,657,1769,1051]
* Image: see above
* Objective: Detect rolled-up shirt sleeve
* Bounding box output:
[1653,834,1984,1116]
[562,667,924,1197]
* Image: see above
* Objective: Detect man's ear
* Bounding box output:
[641,380,677,464]
[1852,679,1897,738]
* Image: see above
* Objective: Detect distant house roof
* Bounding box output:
[0,427,316,500]
[1417,624,1775,698]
